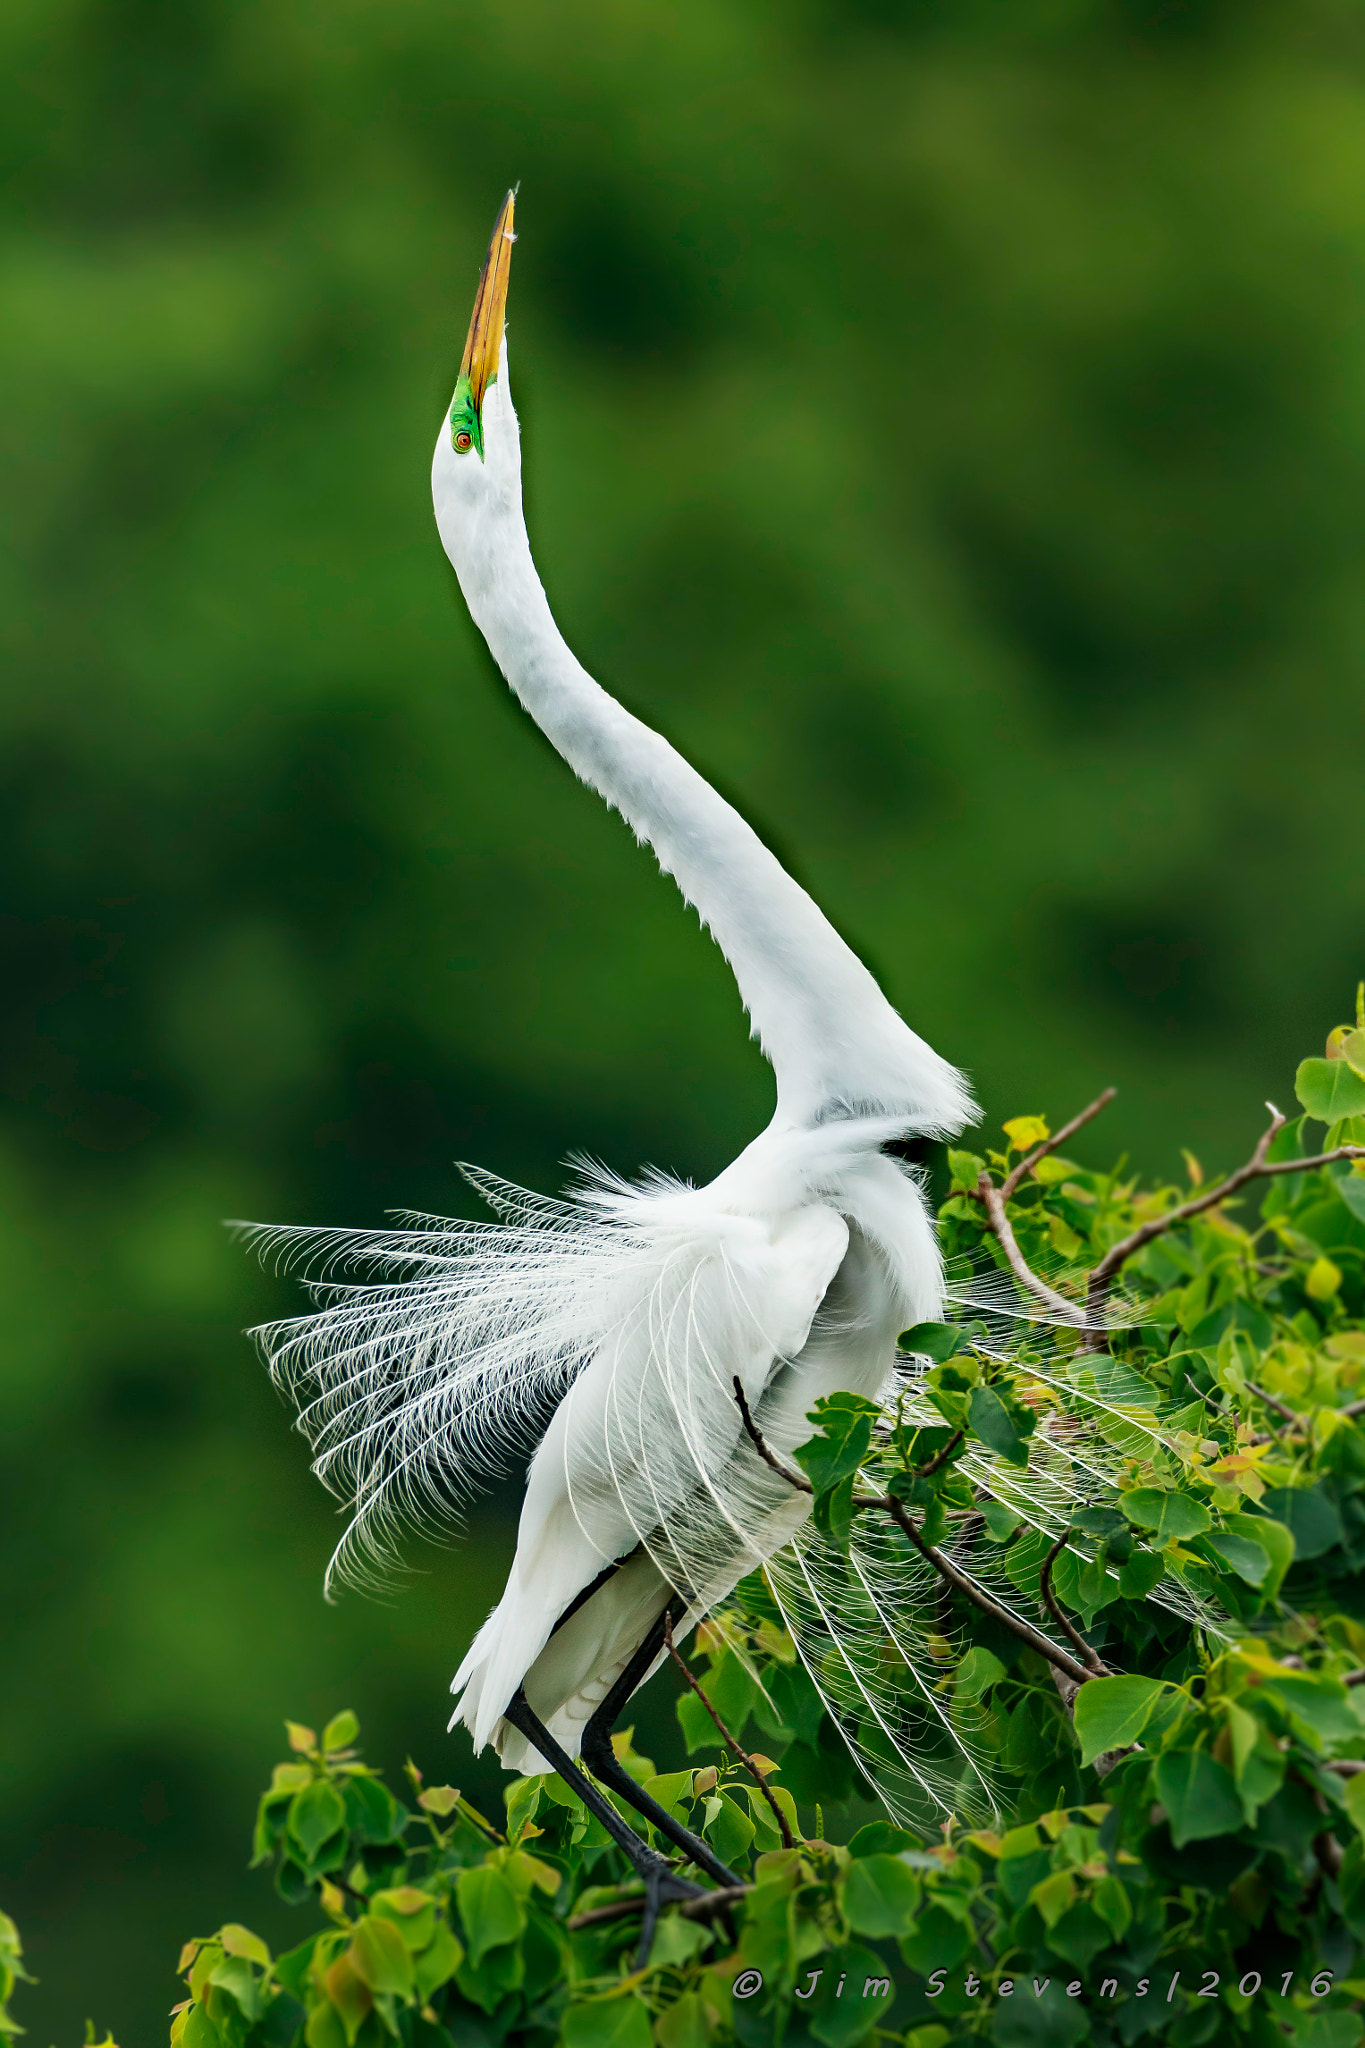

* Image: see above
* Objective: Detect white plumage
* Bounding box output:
[248,196,1195,1828]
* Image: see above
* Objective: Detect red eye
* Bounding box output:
[454,430,473,453]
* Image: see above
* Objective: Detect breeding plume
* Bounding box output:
[250,193,1188,1932]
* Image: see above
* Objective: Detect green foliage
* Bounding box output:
[11,0,1365,2031]
[7,1050,1365,2042]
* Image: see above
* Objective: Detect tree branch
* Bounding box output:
[881,1496,1095,1688]
[731,1382,1096,1689]
[568,1883,752,1931]
[1001,1089,1117,1201]
[976,1173,1087,1325]
[1085,1106,1365,1320]
[1243,1381,1304,1429]
[663,1611,794,1849]
[732,1378,811,1493]
[1039,1529,1108,1676]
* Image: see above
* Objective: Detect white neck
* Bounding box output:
[432,357,974,1137]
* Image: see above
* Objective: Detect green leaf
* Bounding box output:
[272,1935,322,2004]
[675,1687,720,1756]
[1154,1748,1243,1846]
[795,1398,877,1493]
[1201,1530,1271,1586]
[370,1887,436,1951]
[219,1923,271,1969]
[1223,1510,1293,1596]
[654,1989,715,2048]
[641,1769,695,1824]
[208,1954,262,2023]
[340,1770,406,1845]
[899,1321,965,1362]
[1073,1675,1173,1765]
[841,1852,921,1937]
[1344,1774,1365,1839]
[979,1498,1022,1542]
[349,1915,414,1997]
[321,1711,359,1754]
[1091,1875,1132,1941]
[701,1789,754,1869]
[320,1951,372,2046]
[1297,1058,1365,1123]
[968,1383,1035,1467]
[1045,1900,1113,1969]
[1027,1868,1076,1930]
[946,1151,985,1194]
[1263,1671,1359,1744]
[955,1645,1007,1701]
[503,1775,542,1843]
[808,1945,895,2045]
[182,2007,224,2048]
[413,1922,464,2001]
[1117,1551,1165,1599]
[455,1865,525,1967]
[1118,1488,1210,1542]
[561,1995,655,2048]
[644,1912,707,1971]
[286,1779,347,1861]
[1259,1485,1343,1560]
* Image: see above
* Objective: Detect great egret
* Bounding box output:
[250,192,1170,1938]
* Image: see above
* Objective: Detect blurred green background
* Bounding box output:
[4,0,1365,2035]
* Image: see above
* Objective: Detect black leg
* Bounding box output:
[502,1688,707,1966]
[579,1596,742,1892]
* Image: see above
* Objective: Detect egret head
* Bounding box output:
[432,189,526,599]
[448,188,515,460]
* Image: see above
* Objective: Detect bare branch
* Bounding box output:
[1039,1529,1108,1676]
[568,1883,752,1932]
[882,1495,1095,1689]
[1085,1108,1365,1317]
[733,1377,811,1493]
[731,1381,1096,1689]
[663,1612,794,1849]
[1002,1088,1117,1202]
[1244,1381,1304,1429]
[976,1173,1087,1325]
[916,1428,965,1479]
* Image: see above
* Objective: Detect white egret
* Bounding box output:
[250,192,1180,1941]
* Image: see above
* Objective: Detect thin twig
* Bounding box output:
[1001,1089,1117,1201]
[1327,1759,1365,1777]
[731,1382,1096,1689]
[1085,1106,1365,1320]
[976,1174,1086,1325]
[1344,1669,1365,1688]
[1244,1381,1305,1429]
[663,1612,794,1848]
[916,1428,965,1478]
[568,1884,752,1932]
[1341,1398,1365,1421]
[733,1377,811,1493]
[882,1496,1095,1688]
[1039,1530,1108,1676]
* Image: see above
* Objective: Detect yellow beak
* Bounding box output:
[460,189,516,415]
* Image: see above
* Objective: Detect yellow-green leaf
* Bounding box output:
[219,1925,271,1969]
[322,1711,359,1754]
[1004,1114,1050,1152]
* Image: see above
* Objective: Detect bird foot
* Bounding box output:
[634,1857,708,1968]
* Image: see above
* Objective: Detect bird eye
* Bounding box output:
[454,430,473,454]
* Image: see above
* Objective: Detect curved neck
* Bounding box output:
[434,429,973,1137]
